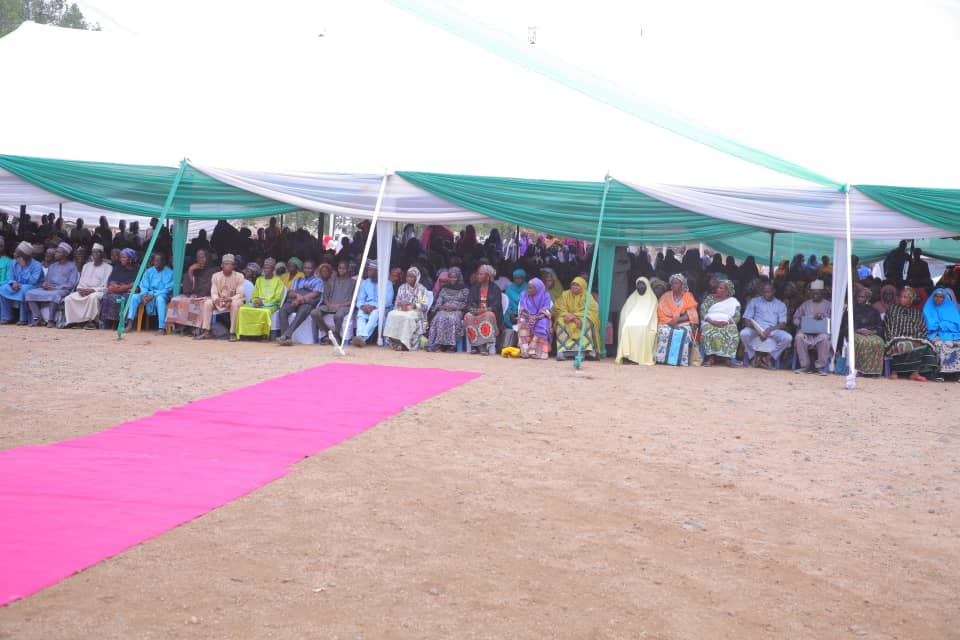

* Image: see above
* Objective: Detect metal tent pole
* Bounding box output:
[843,185,857,389]
[573,175,611,369]
[116,159,188,340]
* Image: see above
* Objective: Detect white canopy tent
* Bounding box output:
[2,1,959,382]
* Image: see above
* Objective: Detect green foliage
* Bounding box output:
[0,0,100,37]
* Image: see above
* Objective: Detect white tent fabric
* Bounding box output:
[619,181,958,239]
[191,165,488,223]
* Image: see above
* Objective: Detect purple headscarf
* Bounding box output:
[519,277,553,338]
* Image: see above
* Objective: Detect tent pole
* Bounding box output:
[843,185,857,389]
[574,175,611,369]
[337,172,389,355]
[117,159,188,340]
[768,230,776,276]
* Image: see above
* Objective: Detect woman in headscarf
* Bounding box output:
[838,284,885,376]
[554,276,601,361]
[873,284,897,318]
[655,273,700,366]
[788,254,807,281]
[539,267,565,304]
[517,277,553,360]
[98,248,138,328]
[884,286,939,381]
[456,225,478,258]
[464,264,503,355]
[923,287,960,376]
[707,253,725,275]
[700,279,741,366]
[616,276,658,365]
[504,268,527,326]
[426,266,468,352]
[279,257,302,289]
[484,228,503,257]
[774,259,790,281]
[432,270,449,299]
[384,266,431,351]
[649,277,668,300]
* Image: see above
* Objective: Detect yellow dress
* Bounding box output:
[616,277,658,365]
[236,275,285,337]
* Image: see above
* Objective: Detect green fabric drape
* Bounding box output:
[855,185,960,233]
[0,154,298,219]
[596,242,615,358]
[171,219,189,297]
[707,231,960,265]
[387,0,842,189]
[398,172,756,243]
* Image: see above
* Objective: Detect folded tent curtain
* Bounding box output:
[0,155,297,220]
[856,185,960,233]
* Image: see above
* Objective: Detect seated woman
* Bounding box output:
[554,276,601,361]
[236,258,284,340]
[616,276,658,365]
[504,268,527,327]
[655,273,700,366]
[99,248,138,328]
[383,266,430,351]
[539,267,565,305]
[884,286,939,381]
[464,264,503,355]
[700,279,740,367]
[838,284,885,376]
[923,287,960,376]
[426,266,468,352]
[517,277,552,360]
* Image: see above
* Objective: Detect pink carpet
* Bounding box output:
[0,363,480,606]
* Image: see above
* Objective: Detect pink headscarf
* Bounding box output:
[433,271,449,297]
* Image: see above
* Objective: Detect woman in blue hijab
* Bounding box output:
[924,287,960,376]
[504,268,527,327]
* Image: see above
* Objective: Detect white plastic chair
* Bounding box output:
[269,286,289,333]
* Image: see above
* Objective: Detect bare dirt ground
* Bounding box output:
[0,324,958,640]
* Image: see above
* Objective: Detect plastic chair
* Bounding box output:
[136,304,170,333]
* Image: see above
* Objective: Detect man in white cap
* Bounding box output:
[25,242,79,326]
[0,241,44,324]
[197,253,246,340]
[63,243,112,328]
[793,279,832,375]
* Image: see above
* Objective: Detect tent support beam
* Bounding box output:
[574,175,611,369]
[116,159,187,340]
[768,230,776,275]
[843,185,857,389]
[337,172,389,354]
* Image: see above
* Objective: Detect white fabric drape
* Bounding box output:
[619,180,956,240]
[830,237,849,352]
[190,164,490,224]
[377,222,395,341]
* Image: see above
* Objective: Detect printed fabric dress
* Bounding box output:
[427,286,469,349]
[700,296,741,358]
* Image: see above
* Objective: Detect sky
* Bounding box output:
[6,0,960,185]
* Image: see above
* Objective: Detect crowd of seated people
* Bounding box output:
[2,211,959,382]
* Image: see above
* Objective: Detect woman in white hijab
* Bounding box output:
[616,276,658,365]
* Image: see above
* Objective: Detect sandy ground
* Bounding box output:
[0,324,958,640]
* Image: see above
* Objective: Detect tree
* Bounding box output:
[0,0,100,38]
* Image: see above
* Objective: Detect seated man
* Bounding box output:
[198,253,246,341]
[793,279,832,375]
[351,260,393,347]
[277,260,323,345]
[739,282,791,369]
[0,241,44,325]
[311,261,353,343]
[124,252,174,335]
[63,243,111,329]
[26,242,79,327]
[165,248,216,335]
[236,257,284,339]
